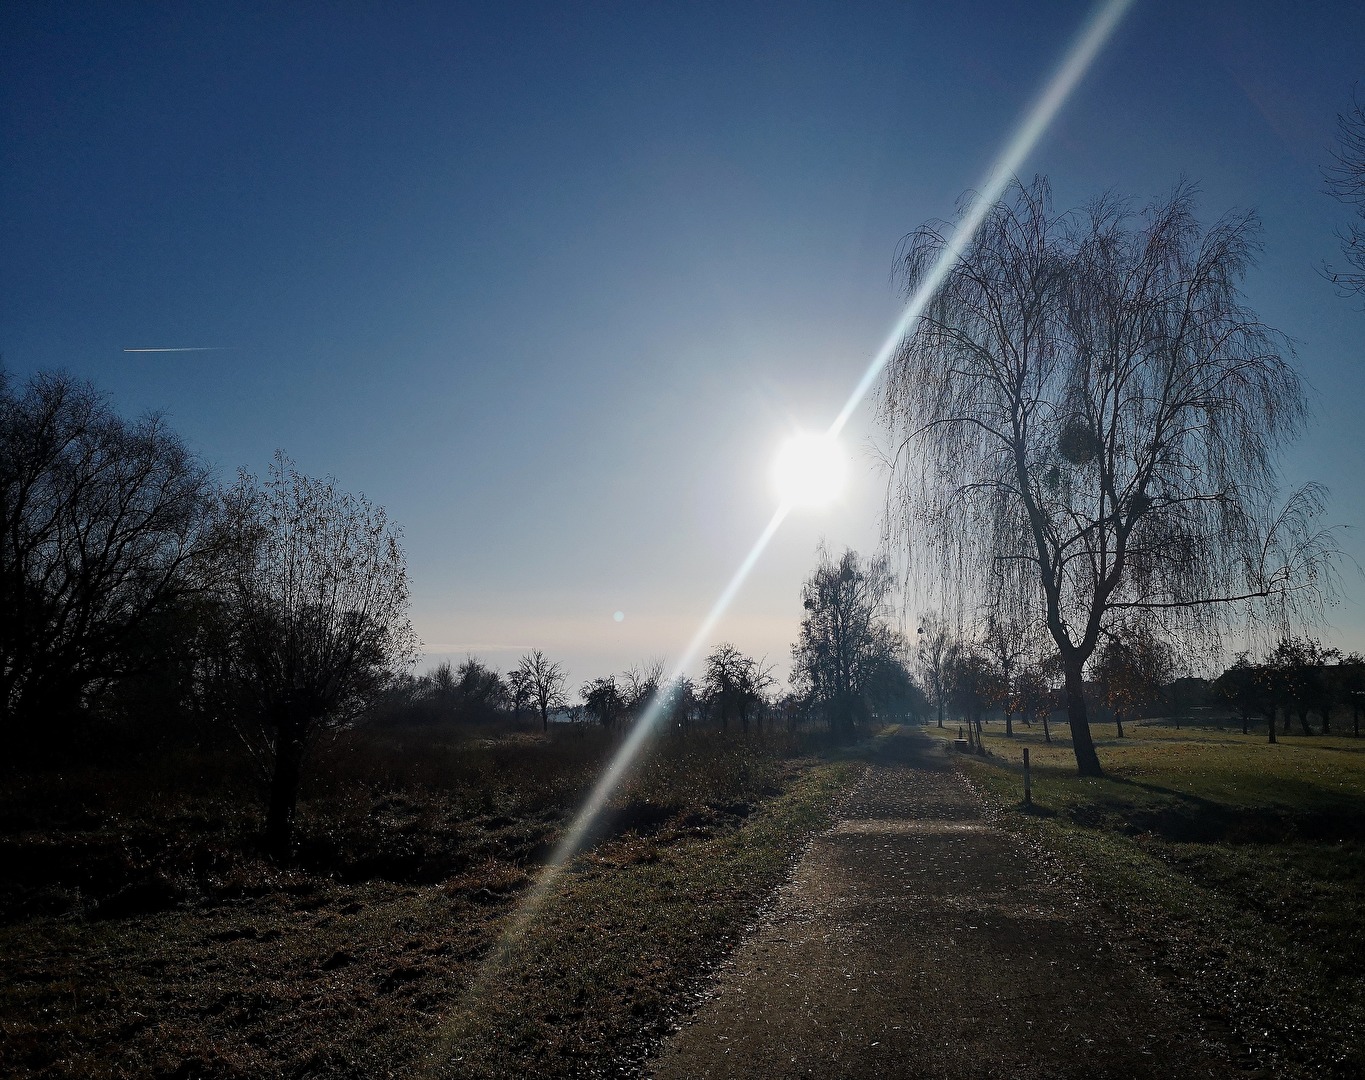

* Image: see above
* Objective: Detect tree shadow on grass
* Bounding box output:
[1069,774,1365,843]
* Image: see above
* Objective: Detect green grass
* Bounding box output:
[928,719,1365,1079]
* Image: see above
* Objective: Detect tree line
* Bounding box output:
[374,547,927,743]
[909,606,1364,748]
[2,368,925,862]
[1215,638,1365,741]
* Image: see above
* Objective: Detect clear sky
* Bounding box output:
[3,0,1363,687]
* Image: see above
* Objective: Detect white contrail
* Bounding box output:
[122,346,235,353]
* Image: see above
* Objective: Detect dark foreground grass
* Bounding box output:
[0,724,861,1079]
[929,721,1365,1080]
[425,759,859,1078]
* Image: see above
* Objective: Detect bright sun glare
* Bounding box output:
[773,432,847,509]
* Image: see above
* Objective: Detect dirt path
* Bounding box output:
[650,728,1236,1079]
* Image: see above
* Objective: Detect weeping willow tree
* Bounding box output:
[881,177,1338,776]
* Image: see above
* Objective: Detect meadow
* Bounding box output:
[932,718,1365,1080]
[0,721,862,1079]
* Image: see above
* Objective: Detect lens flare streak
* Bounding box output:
[829,0,1135,438]
[430,1,1136,1066]
[501,503,791,941]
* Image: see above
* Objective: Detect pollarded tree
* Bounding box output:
[206,453,417,856]
[881,177,1338,776]
[702,643,773,735]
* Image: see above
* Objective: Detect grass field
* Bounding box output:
[928,718,1365,1080]
[0,724,863,1079]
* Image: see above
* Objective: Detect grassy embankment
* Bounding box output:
[0,723,864,1079]
[926,719,1365,1080]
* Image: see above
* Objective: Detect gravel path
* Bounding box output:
[650,727,1236,1079]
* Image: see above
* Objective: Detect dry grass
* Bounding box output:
[0,722,860,1079]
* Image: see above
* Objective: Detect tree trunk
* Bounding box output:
[541,704,549,733]
[1320,706,1331,736]
[1298,707,1312,736]
[1063,658,1103,776]
[1042,710,1051,743]
[1241,711,1250,736]
[266,725,307,859]
[1282,708,1291,734]
[1266,710,1277,744]
[1004,708,1014,737]
[1115,709,1125,738]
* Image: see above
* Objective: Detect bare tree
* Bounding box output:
[980,605,1041,737]
[914,610,953,728]
[882,177,1338,776]
[1340,652,1365,738]
[662,675,698,734]
[1324,91,1365,298]
[622,657,666,722]
[1,370,219,737]
[946,646,999,750]
[414,656,507,724]
[515,649,567,732]
[702,643,773,735]
[1013,660,1053,739]
[791,546,904,735]
[206,453,417,856]
[1266,636,1340,736]
[506,666,532,723]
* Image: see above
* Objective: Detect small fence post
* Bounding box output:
[1023,747,1032,807]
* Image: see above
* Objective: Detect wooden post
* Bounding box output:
[1023,747,1032,807]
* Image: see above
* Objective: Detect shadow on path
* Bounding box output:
[650,726,1235,1079]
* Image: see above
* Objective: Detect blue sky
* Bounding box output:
[3,0,1363,685]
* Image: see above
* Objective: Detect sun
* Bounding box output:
[772,432,847,509]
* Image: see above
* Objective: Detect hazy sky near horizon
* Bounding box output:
[3,1,1364,685]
